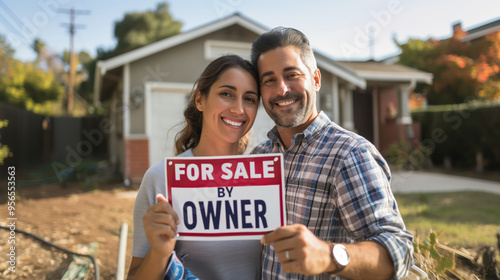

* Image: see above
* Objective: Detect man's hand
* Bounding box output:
[143,194,180,258]
[261,224,335,275]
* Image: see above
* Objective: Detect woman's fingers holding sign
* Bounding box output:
[261,224,333,275]
[143,194,180,256]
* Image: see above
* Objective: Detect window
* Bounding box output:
[204,40,252,60]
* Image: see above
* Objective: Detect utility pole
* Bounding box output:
[59,8,90,116]
[369,29,375,61]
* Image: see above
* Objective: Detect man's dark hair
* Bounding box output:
[251,27,317,75]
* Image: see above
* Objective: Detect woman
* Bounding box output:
[127,55,261,280]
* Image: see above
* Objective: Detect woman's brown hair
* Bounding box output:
[174,55,259,155]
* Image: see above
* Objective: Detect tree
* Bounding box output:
[113,2,182,54]
[396,30,500,104]
[0,35,65,115]
[80,2,182,105]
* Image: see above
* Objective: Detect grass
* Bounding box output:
[395,191,500,248]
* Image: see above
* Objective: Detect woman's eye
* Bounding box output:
[220,91,232,97]
[244,96,256,103]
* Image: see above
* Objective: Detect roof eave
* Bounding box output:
[98,14,267,74]
[317,59,366,89]
[356,70,433,85]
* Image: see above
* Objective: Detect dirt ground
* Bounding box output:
[0,178,498,279]
[0,182,136,279]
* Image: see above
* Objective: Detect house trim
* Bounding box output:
[317,59,366,89]
[372,88,380,148]
[355,70,433,85]
[123,63,131,137]
[99,15,266,74]
[462,25,500,42]
[331,75,340,124]
[204,39,252,60]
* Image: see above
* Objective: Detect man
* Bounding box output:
[250,27,414,280]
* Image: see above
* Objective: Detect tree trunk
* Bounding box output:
[475,151,484,173]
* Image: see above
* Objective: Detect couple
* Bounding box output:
[128,27,414,280]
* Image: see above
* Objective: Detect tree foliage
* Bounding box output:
[1,2,182,113]
[0,35,65,115]
[113,2,182,54]
[79,2,182,104]
[396,30,500,104]
[0,119,10,165]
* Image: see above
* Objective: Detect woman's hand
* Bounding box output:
[143,194,180,257]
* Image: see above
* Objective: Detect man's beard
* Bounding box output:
[267,92,308,128]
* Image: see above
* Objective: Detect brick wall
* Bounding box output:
[125,138,149,184]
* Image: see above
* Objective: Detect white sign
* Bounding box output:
[165,153,285,241]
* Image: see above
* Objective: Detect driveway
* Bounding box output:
[391,170,500,195]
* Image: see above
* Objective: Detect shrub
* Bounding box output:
[412,101,500,169]
[0,119,11,165]
[384,136,432,170]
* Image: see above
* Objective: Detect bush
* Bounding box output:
[0,119,11,165]
[412,101,500,169]
[384,136,432,170]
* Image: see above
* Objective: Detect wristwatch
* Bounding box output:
[329,244,350,274]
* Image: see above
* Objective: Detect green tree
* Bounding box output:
[113,2,182,54]
[80,2,182,105]
[396,30,500,104]
[0,35,65,115]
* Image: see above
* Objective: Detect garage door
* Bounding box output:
[148,84,190,165]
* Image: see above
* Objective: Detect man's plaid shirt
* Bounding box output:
[252,112,414,280]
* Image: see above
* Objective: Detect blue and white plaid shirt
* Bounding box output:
[252,112,414,280]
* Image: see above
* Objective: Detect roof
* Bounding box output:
[338,61,433,84]
[94,13,367,104]
[462,17,500,42]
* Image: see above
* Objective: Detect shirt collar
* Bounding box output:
[267,111,331,148]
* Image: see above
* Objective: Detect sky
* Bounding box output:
[0,0,499,63]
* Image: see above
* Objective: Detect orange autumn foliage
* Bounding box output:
[397,30,500,104]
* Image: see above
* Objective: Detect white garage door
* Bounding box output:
[147,83,191,165]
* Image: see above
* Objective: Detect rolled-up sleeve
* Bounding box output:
[335,143,414,279]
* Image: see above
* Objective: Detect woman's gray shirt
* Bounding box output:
[132,149,262,280]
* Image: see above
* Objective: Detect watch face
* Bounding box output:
[334,245,350,266]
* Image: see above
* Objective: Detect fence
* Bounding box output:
[0,102,107,178]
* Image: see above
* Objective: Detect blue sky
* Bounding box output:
[1,0,499,62]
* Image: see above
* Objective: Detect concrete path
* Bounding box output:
[116,171,500,198]
[391,170,500,195]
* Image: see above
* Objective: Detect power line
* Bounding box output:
[0,0,33,48]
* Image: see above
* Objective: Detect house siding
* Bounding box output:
[127,25,260,135]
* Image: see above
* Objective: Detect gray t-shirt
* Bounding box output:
[132,149,262,280]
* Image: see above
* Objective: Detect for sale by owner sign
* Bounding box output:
[165,153,285,241]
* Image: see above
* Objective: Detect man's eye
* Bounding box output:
[263,78,275,84]
[287,73,299,78]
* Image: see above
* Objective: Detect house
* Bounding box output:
[94,13,433,184]
[455,16,500,43]
[337,61,432,151]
